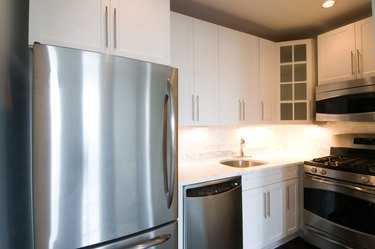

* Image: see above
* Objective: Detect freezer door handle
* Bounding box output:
[163,75,177,209]
[126,234,171,249]
[91,234,172,249]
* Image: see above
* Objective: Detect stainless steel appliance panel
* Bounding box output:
[184,177,242,249]
[315,77,375,121]
[32,44,178,249]
[304,174,375,248]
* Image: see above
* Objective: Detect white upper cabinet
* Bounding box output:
[259,38,277,123]
[193,19,219,126]
[113,0,170,64]
[318,16,375,84]
[355,17,375,79]
[219,27,260,125]
[29,0,103,52]
[277,39,316,123]
[170,12,194,125]
[29,0,170,65]
[171,12,219,126]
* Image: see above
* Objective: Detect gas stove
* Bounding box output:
[304,134,375,187]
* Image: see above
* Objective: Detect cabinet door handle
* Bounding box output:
[105,6,109,48]
[351,51,355,76]
[242,100,245,121]
[286,186,290,210]
[192,95,195,121]
[357,49,361,75]
[267,191,271,217]
[263,192,267,219]
[113,8,117,49]
[196,95,200,121]
[261,101,264,121]
[239,99,242,121]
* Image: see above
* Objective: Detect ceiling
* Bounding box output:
[170,0,372,42]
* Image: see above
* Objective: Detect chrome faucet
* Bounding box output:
[240,138,245,157]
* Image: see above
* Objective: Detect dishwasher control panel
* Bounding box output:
[186,177,241,197]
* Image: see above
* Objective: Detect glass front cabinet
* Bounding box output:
[277,39,316,122]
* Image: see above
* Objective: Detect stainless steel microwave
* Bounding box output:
[316,77,375,121]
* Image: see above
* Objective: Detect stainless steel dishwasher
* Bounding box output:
[184,176,242,249]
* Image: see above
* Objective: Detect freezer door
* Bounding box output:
[32,44,178,249]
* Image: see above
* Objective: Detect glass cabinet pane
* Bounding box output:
[281,103,293,120]
[294,63,306,81]
[294,103,307,120]
[294,44,306,61]
[294,83,307,100]
[280,46,292,63]
[281,65,293,82]
[281,84,293,101]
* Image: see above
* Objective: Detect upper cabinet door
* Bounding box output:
[29,0,170,65]
[259,38,276,123]
[171,12,194,126]
[317,23,356,85]
[219,27,243,125]
[318,17,375,85]
[240,32,260,124]
[192,19,219,126]
[355,17,375,79]
[29,0,104,52]
[218,27,259,125]
[113,0,170,65]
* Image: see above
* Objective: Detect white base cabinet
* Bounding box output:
[29,0,170,65]
[242,165,299,249]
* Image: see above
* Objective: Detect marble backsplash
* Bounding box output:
[178,122,375,163]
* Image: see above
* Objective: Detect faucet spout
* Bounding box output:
[240,138,245,157]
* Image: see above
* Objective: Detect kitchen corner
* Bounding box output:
[177,122,375,249]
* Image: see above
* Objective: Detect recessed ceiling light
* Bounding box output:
[322,0,336,8]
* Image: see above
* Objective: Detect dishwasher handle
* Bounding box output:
[186,177,241,198]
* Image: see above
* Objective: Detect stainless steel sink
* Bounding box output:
[219,158,268,168]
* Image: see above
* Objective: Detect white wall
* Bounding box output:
[179,122,375,162]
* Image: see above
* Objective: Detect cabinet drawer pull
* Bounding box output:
[267,191,271,217]
[286,186,290,210]
[263,192,267,219]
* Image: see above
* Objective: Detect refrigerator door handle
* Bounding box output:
[126,234,171,249]
[163,78,176,209]
[91,234,172,249]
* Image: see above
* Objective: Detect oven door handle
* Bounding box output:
[305,175,375,196]
[305,227,354,249]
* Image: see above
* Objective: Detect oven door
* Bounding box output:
[304,173,375,249]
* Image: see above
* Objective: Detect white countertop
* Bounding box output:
[178,152,316,186]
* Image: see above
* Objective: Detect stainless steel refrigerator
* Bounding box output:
[32,44,178,249]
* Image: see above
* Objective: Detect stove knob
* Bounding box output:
[320,169,327,175]
[311,167,317,173]
[360,176,369,184]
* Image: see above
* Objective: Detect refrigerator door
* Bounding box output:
[32,44,178,249]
